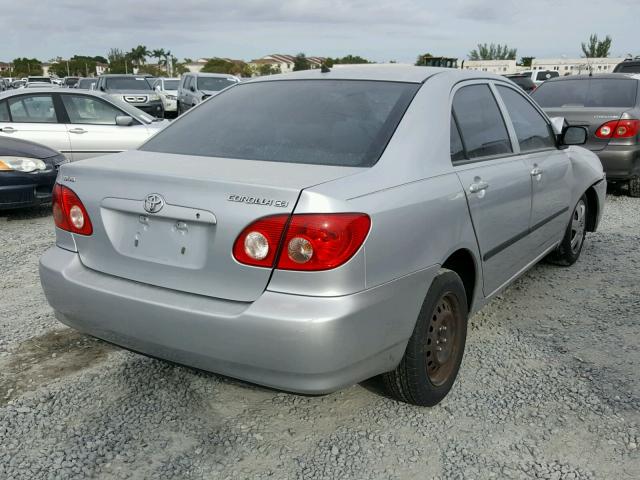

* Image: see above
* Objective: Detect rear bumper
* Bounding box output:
[596,145,640,181]
[39,247,436,394]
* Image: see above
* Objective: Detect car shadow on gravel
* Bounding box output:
[0,328,116,405]
[0,204,52,221]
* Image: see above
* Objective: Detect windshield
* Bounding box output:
[533,79,638,108]
[197,77,238,91]
[141,80,419,167]
[77,79,96,89]
[617,64,640,73]
[163,80,179,90]
[105,77,152,91]
[28,77,51,83]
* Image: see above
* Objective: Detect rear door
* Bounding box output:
[451,82,533,296]
[0,94,71,157]
[59,93,148,160]
[495,83,571,253]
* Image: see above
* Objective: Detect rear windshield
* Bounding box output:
[615,64,640,73]
[105,77,151,91]
[141,80,419,167]
[28,77,51,83]
[163,79,179,90]
[535,71,559,81]
[532,79,638,108]
[196,77,238,91]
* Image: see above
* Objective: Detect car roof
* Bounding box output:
[0,87,112,100]
[246,65,508,84]
[188,72,237,78]
[544,73,640,82]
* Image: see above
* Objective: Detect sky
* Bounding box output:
[1,0,639,63]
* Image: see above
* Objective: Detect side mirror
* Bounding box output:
[99,85,105,92]
[189,85,195,92]
[561,125,588,146]
[115,115,134,127]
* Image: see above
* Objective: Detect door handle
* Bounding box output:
[0,126,16,133]
[469,181,489,194]
[530,167,543,177]
[69,128,87,134]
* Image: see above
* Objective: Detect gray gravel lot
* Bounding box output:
[0,195,638,479]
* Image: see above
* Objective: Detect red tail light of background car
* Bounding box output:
[595,119,640,139]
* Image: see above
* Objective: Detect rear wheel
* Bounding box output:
[629,177,640,198]
[548,194,588,266]
[383,269,468,407]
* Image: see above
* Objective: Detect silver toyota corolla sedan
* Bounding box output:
[0,88,167,161]
[39,66,606,406]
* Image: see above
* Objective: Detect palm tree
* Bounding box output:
[128,45,150,67]
[151,48,166,68]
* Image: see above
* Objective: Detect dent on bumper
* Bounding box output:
[39,247,437,394]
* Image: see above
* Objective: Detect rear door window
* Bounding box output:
[142,80,419,167]
[452,84,512,159]
[8,95,57,123]
[533,79,638,108]
[496,86,556,152]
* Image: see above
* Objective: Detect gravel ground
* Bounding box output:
[0,195,638,479]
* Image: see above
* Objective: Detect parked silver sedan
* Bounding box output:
[39,66,606,406]
[0,88,167,161]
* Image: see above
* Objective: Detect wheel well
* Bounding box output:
[442,249,476,310]
[584,186,599,232]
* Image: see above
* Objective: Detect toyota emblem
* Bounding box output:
[143,193,165,214]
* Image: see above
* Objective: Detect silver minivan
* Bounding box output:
[177,72,239,114]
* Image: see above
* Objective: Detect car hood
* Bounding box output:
[0,136,59,159]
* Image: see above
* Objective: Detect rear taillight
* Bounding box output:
[52,184,93,235]
[233,213,371,271]
[595,119,640,139]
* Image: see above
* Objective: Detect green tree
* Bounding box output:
[293,53,310,71]
[258,63,281,76]
[106,48,130,74]
[469,43,517,60]
[519,56,535,67]
[50,55,103,77]
[328,54,370,65]
[10,58,43,77]
[128,45,150,67]
[151,48,166,67]
[201,58,235,74]
[581,34,612,58]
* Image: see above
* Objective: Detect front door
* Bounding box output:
[59,93,146,161]
[494,84,572,253]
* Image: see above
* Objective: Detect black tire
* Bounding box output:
[383,269,468,407]
[176,101,182,116]
[548,194,588,266]
[629,177,640,198]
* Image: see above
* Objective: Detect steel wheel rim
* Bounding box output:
[425,293,461,386]
[570,199,586,254]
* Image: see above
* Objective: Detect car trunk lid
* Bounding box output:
[61,150,363,302]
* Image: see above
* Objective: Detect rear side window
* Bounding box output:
[0,101,9,121]
[452,84,512,159]
[533,79,638,108]
[8,95,57,123]
[497,86,556,152]
[142,80,419,167]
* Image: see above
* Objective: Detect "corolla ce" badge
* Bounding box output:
[143,193,165,214]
